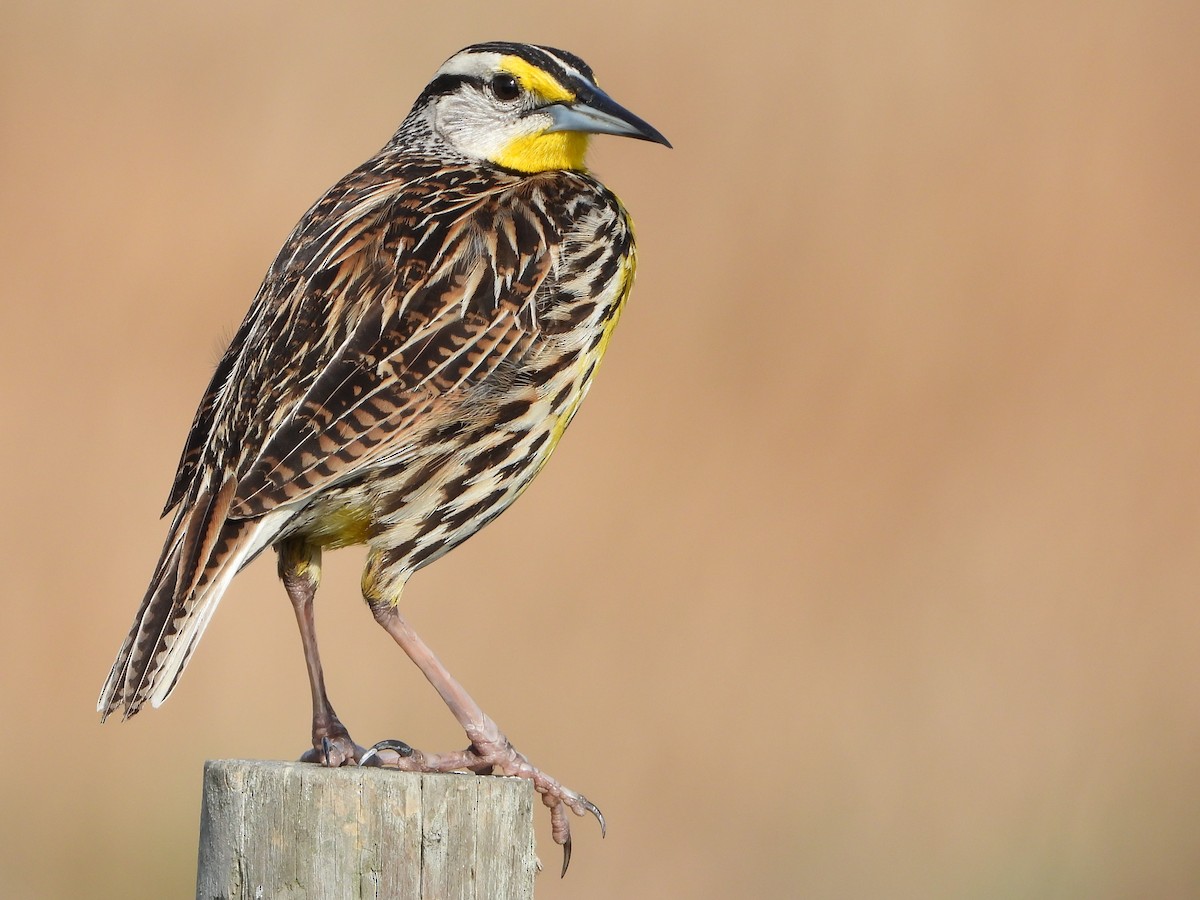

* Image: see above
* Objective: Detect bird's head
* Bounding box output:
[410,42,671,173]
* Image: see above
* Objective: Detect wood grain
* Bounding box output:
[196,760,536,899]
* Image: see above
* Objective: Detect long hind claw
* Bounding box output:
[359,738,415,767]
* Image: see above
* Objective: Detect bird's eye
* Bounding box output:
[490,74,521,102]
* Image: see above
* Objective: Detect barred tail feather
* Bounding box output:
[145,509,289,709]
[97,480,291,721]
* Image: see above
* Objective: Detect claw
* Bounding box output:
[585,798,607,838]
[322,736,332,767]
[359,738,415,766]
[557,798,604,874]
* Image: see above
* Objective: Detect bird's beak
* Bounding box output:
[544,85,672,148]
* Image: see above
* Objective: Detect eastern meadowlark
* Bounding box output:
[98,41,669,871]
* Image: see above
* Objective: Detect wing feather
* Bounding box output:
[221,166,557,519]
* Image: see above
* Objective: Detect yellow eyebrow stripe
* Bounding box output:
[500,56,576,103]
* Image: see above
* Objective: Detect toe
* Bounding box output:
[299,733,362,767]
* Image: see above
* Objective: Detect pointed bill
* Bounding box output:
[544,85,672,147]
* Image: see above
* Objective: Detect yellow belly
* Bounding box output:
[307,504,375,549]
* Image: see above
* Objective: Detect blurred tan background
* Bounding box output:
[3,2,1199,897]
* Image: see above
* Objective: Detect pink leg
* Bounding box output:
[363,600,604,875]
[277,539,364,766]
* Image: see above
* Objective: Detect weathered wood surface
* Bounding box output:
[196,759,536,899]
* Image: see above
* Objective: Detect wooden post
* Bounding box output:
[196,759,536,899]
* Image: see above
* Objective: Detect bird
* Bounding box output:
[97,41,669,873]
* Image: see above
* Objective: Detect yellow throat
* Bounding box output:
[491,56,589,173]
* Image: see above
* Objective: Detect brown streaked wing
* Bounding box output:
[161,304,261,517]
[157,174,404,519]
[228,183,556,519]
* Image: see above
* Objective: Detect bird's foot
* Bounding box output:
[361,732,603,876]
[300,724,367,767]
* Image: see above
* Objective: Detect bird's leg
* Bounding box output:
[359,566,603,875]
[277,537,364,766]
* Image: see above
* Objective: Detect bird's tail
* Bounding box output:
[97,478,285,720]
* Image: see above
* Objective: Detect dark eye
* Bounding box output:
[490,74,521,102]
